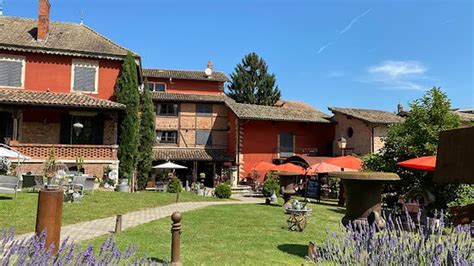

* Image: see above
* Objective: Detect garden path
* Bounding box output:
[16,195,261,242]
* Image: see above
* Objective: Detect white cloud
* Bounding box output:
[317,42,331,55]
[365,60,429,90]
[340,8,372,35]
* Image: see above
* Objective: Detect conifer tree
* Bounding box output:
[226,52,281,106]
[116,52,140,181]
[136,81,156,190]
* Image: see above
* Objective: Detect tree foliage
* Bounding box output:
[226,52,281,106]
[136,81,156,190]
[363,87,461,209]
[116,53,140,181]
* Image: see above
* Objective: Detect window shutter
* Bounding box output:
[0,61,9,86]
[9,61,22,87]
[93,114,104,144]
[59,115,72,144]
[74,67,85,90]
[82,67,96,91]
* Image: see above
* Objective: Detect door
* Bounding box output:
[0,112,13,144]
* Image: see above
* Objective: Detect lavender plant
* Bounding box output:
[0,228,159,265]
[311,211,473,265]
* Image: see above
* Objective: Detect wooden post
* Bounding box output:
[35,188,63,255]
[171,212,182,266]
[115,214,122,233]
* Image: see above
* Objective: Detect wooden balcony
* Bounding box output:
[9,141,118,161]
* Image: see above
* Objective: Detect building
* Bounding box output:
[329,107,403,155]
[143,65,231,187]
[451,108,474,127]
[0,0,140,177]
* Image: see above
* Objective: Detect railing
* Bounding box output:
[9,141,118,160]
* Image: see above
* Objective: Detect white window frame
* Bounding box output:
[71,59,99,94]
[149,82,167,92]
[0,54,26,89]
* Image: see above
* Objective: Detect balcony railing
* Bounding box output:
[9,141,118,161]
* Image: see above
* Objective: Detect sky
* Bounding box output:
[4,0,473,113]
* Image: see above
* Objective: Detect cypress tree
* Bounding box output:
[136,81,156,190]
[226,52,281,106]
[116,52,140,181]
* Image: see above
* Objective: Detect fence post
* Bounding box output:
[35,188,63,255]
[171,212,182,266]
[115,214,122,233]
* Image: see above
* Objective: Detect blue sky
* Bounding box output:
[5,0,473,113]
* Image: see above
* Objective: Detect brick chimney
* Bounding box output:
[37,0,51,41]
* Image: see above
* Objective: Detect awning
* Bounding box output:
[153,148,231,162]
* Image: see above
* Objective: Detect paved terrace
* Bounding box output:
[16,195,261,242]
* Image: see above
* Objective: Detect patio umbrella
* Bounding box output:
[324,156,363,170]
[272,163,306,175]
[0,144,30,160]
[397,156,436,171]
[251,161,276,182]
[306,162,356,175]
[152,161,188,169]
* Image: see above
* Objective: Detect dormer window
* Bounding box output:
[71,60,99,93]
[0,55,25,88]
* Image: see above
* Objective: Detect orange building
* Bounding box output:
[0,0,140,178]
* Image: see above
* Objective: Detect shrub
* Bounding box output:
[214,183,232,199]
[0,229,150,264]
[262,174,280,197]
[310,212,473,265]
[167,177,182,193]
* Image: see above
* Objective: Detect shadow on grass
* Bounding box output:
[0,196,14,200]
[257,203,282,208]
[277,244,308,258]
[147,257,169,264]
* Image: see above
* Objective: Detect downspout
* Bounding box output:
[236,118,240,183]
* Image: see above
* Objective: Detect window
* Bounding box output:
[347,127,354,138]
[196,130,212,146]
[149,82,166,92]
[279,132,294,157]
[0,55,25,88]
[156,131,177,144]
[157,103,178,116]
[196,104,212,116]
[59,115,104,145]
[72,60,98,93]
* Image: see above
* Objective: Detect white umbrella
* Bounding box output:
[0,144,30,160]
[152,161,187,169]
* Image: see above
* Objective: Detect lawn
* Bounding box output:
[0,191,222,234]
[84,201,344,265]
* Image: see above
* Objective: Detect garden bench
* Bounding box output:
[0,175,21,198]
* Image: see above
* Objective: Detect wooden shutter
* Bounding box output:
[59,115,72,144]
[93,114,104,144]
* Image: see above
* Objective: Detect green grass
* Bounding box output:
[84,201,344,265]
[0,191,222,234]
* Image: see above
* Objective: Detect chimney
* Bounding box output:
[207,60,214,70]
[397,103,404,115]
[37,0,51,41]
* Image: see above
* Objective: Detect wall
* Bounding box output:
[238,120,335,178]
[146,77,223,95]
[373,125,388,153]
[155,102,228,149]
[1,50,122,100]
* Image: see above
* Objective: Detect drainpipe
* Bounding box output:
[236,118,240,183]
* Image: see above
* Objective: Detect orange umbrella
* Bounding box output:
[273,163,306,175]
[250,161,277,182]
[397,156,436,171]
[307,162,356,175]
[324,156,363,170]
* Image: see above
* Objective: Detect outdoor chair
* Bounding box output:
[72,175,87,195]
[155,181,167,192]
[0,175,21,199]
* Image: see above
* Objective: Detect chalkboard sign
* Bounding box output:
[306,180,320,199]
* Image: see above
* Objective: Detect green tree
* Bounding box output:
[136,81,156,190]
[364,87,461,210]
[116,52,140,181]
[226,52,281,106]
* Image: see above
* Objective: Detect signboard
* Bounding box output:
[306,180,320,199]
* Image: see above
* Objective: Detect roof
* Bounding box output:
[0,16,136,60]
[0,88,125,110]
[143,68,228,82]
[329,107,403,124]
[152,92,227,103]
[275,100,318,111]
[226,100,331,123]
[452,110,474,123]
[153,148,231,161]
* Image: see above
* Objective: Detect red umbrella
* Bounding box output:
[324,156,363,170]
[397,156,436,171]
[272,163,306,175]
[250,161,276,182]
[307,162,356,175]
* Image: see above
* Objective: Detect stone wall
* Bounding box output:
[333,113,373,155]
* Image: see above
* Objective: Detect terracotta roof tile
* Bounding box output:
[152,92,227,103]
[143,68,228,82]
[0,16,136,60]
[0,89,125,110]
[329,107,403,124]
[153,148,231,161]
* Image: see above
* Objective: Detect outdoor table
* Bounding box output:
[286,208,312,231]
